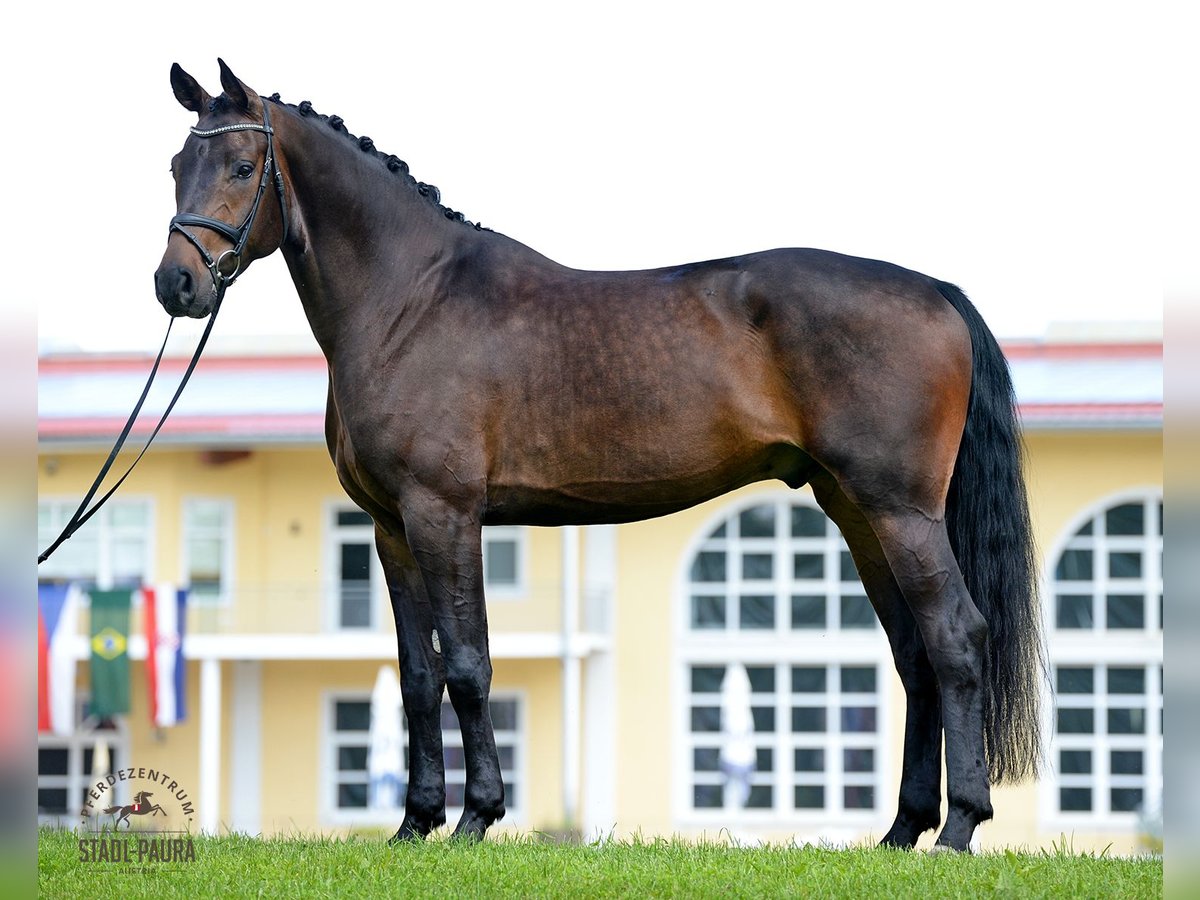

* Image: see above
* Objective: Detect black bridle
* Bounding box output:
[169,99,289,297]
[39,100,288,565]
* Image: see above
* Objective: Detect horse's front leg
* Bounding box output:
[376,527,448,841]
[402,494,504,840]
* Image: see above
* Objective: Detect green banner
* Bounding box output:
[89,589,133,718]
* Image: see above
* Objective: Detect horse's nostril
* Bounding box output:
[155,266,196,308]
[176,268,194,301]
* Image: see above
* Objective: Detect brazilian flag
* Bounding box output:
[89,589,133,718]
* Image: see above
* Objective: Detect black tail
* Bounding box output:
[937,281,1045,785]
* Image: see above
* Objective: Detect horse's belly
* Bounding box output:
[482,441,816,526]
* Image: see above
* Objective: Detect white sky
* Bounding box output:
[17,3,1167,353]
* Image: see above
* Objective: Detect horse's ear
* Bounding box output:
[170,63,211,114]
[217,58,255,113]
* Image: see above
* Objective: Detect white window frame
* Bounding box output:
[37,496,156,591]
[482,525,528,599]
[1039,487,1164,834]
[674,491,893,835]
[180,496,235,606]
[323,500,387,632]
[319,688,527,828]
[37,698,131,827]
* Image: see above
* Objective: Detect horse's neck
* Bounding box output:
[275,114,474,358]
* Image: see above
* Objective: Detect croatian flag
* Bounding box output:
[37,583,81,735]
[143,585,188,727]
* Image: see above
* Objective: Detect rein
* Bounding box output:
[39,100,287,564]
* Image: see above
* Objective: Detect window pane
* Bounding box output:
[336,509,373,527]
[843,748,875,773]
[844,785,875,810]
[694,784,723,808]
[795,785,825,809]
[691,666,725,693]
[751,707,775,733]
[1060,787,1091,812]
[38,788,69,814]
[335,701,371,731]
[791,707,826,732]
[1111,788,1144,812]
[1057,708,1094,734]
[490,699,518,730]
[1107,708,1145,735]
[484,539,518,586]
[693,748,721,771]
[746,785,773,808]
[746,666,775,693]
[739,506,776,538]
[337,783,368,808]
[691,595,725,629]
[841,667,876,693]
[444,746,466,770]
[1056,549,1093,581]
[1059,749,1091,774]
[1107,667,1146,695]
[337,746,367,771]
[690,552,726,583]
[1110,750,1143,775]
[1106,503,1145,536]
[742,553,773,580]
[707,523,727,539]
[1106,595,1144,629]
[1056,594,1093,629]
[1108,552,1142,579]
[755,747,773,771]
[841,706,877,733]
[793,554,824,579]
[794,748,825,772]
[840,595,875,629]
[110,503,148,528]
[790,595,826,629]
[791,667,826,693]
[739,595,775,630]
[1057,667,1094,694]
[691,706,721,732]
[446,783,466,807]
[440,704,461,729]
[186,500,225,529]
[497,746,515,769]
[839,551,859,582]
[39,748,69,776]
[791,506,826,537]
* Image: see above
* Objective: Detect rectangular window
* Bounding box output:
[685,662,883,818]
[183,498,233,603]
[328,506,377,630]
[38,499,152,590]
[482,526,526,596]
[37,700,127,827]
[327,693,523,824]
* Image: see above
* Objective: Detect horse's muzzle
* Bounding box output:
[154,264,212,318]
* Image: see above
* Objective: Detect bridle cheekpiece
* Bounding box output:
[168,99,288,298]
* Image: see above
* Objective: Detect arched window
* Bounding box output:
[1043,490,1163,828]
[677,493,892,832]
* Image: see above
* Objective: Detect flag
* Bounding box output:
[38,583,81,735]
[89,589,133,719]
[143,585,188,727]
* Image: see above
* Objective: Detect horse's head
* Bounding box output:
[134,790,153,802]
[155,60,288,318]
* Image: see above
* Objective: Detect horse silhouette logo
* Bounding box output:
[101,790,167,829]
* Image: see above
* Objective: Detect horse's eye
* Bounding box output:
[235,162,255,180]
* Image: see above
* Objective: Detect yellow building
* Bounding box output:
[37,332,1162,853]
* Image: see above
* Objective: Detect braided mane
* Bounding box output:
[215,92,489,231]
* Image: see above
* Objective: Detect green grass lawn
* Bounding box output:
[38,828,1162,899]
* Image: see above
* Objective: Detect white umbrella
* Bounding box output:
[367,664,404,811]
[718,663,756,810]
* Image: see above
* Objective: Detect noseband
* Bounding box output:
[169,99,289,297]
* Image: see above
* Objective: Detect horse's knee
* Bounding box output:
[444,650,492,706]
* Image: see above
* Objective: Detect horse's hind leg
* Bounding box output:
[376,528,448,841]
[810,471,943,848]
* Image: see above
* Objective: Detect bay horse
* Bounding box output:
[155,60,1043,851]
